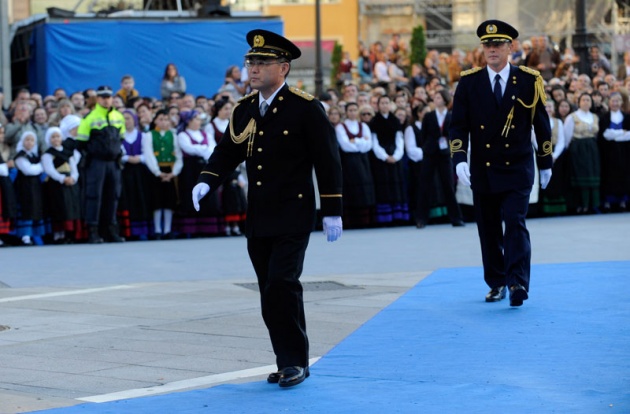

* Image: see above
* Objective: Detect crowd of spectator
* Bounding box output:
[0,34,629,247]
[328,34,630,226]
[0,63,252,247]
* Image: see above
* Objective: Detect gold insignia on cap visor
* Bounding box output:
[486,24,497,34]
[253,35,265,48]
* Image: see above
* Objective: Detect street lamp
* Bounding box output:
[573,0,590,75]
[314,0,323,96]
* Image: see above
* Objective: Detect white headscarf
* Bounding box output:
[16,131,39,156]
[45,127,64,148]
[59,114,82,139]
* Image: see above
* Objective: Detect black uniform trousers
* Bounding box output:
[84,159,122,226]
[247,233,310,370]
[418,153,462,224]
[472,186,531,291]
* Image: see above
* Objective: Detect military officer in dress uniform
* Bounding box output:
[192,29,343,387]
[449,20,553,307]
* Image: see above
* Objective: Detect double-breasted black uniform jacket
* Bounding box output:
[449,65,553,193]
[197,84,343,237]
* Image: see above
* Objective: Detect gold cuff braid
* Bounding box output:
[450,139,465,157]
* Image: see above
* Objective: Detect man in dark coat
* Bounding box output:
[192,29,343,387]
[449,20,553,307]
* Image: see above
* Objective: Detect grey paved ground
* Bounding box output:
[0,214,628,413]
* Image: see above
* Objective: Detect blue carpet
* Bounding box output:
[37,262,630,413]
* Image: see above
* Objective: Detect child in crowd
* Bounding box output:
[13,131,46,245]
[176,110,222,236]
[116,75,140,106]
[142,109,182,239]
[335,102,375,228]
[119,109,152,240]
[41,127,81,243]
[60,114,86,241]
[206,98,246,236]
[60,115,82,161]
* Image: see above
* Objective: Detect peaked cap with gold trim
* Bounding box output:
[476,19,519,44]
[245,29,302,60]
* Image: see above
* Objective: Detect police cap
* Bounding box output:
[245,29,301,61]
[477,20,519,44]
[95,85,114,97]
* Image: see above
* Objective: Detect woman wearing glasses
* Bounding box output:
[358,105,374,124]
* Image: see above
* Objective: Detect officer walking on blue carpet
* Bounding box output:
[192,29,343,386]
[449,20,553,306]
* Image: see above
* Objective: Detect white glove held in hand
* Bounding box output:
[455,162,471,186]
[323,216,343,242]
[192,183,210,212]
[539,168,552,190]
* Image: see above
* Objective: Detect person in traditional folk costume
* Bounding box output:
[41,127,82,243]
[597,92,630,212]
[369,95,409,224]
[176,109,222,236]
[60,114,87,241]
[416,89,464,228]
[335,101,375,228]
[564,93,600,214]
[538,99,568,215]
[13,131,46,245]
[142,109,183,239]
[118,109,153,239]
[206,97,247,236]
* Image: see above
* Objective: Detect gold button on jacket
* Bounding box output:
[196,84,343,237]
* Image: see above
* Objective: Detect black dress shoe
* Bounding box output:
[485,286,506,302]
[269,366,310,384]
[277,366,309,388]
[509,284,528,307]
[268,366,311,383]
[267,371,281,383]
[451,220,465,227]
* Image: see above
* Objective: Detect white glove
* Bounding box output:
[603,129,624,141]
[539,168,552,190]
[322,216,343,242]
[455,162,471,186]
[192,183,210,212]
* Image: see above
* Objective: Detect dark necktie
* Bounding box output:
[260,101,269,117]
[493,74,502,105]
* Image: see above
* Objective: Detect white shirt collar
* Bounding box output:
[611,110,623,123]
[487,64,511,87]
[259,82,286,110]
[124,128,138,144]
[574,109,594,123]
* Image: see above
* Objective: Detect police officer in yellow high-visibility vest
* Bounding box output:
[77,86,126,243]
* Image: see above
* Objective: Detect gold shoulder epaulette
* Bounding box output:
[238,91,257,103]
[519,65,541,77]
[460,67,483,77]
[289,86,314,101]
